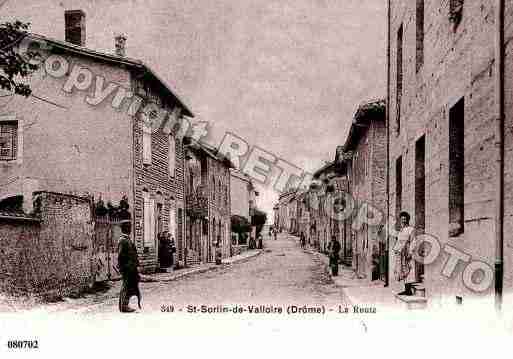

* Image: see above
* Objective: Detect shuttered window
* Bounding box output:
[449,98,464,236]
[169,135,176,176]
[169,202,176,240]
[395,156,402,222]
[142,123,152,165]
[0,122,17,160]
[143,191,155,248]
[396,24,403,134]
[416,0,425,73]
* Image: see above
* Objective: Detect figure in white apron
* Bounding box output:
[394,211,416,295]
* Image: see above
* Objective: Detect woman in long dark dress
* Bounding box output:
[328,236,341,276]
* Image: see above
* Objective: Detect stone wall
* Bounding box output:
[349,120,386,281]
[388,0,505,307]
[0,192,94,298]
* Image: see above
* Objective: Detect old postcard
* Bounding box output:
[0,0,512,357]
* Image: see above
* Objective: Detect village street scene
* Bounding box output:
[2,0,513,337]
[15,233,345,315]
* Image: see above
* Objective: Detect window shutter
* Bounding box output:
[143,124,152,165]
[169,135,176,176]
[143,192,155,248]
[169,202,176,239]
[143,192,150,247]
[149,198,155,248]
[0,121,17,160]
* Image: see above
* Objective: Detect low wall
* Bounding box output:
[0,192,94,299]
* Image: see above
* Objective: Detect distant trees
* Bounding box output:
[231,215,251,234]
[251,208,267,237]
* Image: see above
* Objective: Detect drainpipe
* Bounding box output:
[384,0,391,287]
[494,0,505,312]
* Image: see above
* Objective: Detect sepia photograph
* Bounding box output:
[0,0,512,357]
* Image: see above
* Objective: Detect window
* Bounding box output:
[177,208,183,260]
[449,0,464,29]
[0,121,17,160]
[449,98,464,236]
[169,202,176,239]
[415,136,426,232]
[395,156,402,221]
[169,135,176,176]
[416,0,424,73]
[156,202,163,235]
[202,218,208,236]
[189,172,194,195]
[218,180,222,206]
[415,136,426,282]
[187,220,193,249]
[65,10,86,46]
[396,24,403,134]
[143,191,155,249]
[142,123,152,165]
[212,177,215,202]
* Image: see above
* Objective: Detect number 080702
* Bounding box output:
[7,340,39,349]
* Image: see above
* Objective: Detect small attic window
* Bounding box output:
[65,10,86,46]
[449,0,464,30]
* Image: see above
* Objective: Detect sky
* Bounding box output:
[1,0,387,220]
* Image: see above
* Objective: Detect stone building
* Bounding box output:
[343,99,387,282]
[276,189,296,232]
[387,0,513,309]
[273,204,279,231]
[0,23,192,272]
[311,161,336,254]
[230,169,258,249]
[295,190,309,242]
[309,150,352,262]
[287,193,298,235]
[184,140,232,265]
[304,182,321,249]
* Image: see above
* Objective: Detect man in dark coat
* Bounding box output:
[328,235,341,276]
[118,220,141,313]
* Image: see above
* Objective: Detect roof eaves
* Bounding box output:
[0,211,41,222]
[30,33,143,67]
[313,161,335,179]
[142,64,194,117]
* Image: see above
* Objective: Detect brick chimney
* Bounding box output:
[65,10,86,46]
[115,34,127,57]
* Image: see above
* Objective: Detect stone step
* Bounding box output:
[411,284,426,298]
[341,255,353,266]
[395,294,428,310]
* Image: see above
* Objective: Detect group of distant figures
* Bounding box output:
[299,232,342,276]
[292,211,418,295]
[268,226,278,241]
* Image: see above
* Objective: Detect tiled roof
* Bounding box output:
[343,99,385,152]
